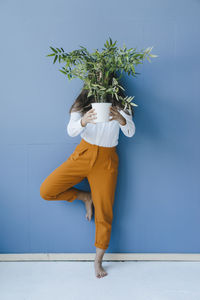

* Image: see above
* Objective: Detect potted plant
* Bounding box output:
[46,37,157,122]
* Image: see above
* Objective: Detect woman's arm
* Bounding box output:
[118,109,136,137]
[67,111,85,137]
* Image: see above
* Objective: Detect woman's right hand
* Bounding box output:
[81,108,97,127]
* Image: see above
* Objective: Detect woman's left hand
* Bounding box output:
[109,106,126,125]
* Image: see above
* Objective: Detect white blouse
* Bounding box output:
[67,109,136,147]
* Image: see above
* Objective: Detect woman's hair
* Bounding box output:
[69,74,134,117]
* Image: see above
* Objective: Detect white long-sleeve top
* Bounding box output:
[67,109,136,147]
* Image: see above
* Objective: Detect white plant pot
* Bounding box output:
[91,102,112,123]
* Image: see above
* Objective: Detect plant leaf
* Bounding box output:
[59,69,67,74]
[53,55,58,64]
[50,46,57,53]
[46,53,55,57]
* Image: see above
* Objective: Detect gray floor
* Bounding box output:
[0,261,200,300]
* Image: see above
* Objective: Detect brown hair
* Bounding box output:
[69,74,134,117]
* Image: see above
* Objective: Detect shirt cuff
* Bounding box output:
[67,112,86,137]
[119,119,130,132]
[76,117,85,134]
[79,117,85,128]
[118,111,136,137]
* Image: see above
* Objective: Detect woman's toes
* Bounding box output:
[101,271,106,277]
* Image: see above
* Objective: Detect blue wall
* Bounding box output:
[0,0,200,253]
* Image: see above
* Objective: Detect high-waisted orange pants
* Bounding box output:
[40,138,119,250]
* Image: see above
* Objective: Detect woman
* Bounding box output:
[40,79,136,278]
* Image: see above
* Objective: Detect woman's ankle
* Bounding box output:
[76,190,90,202]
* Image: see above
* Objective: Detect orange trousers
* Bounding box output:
[40,138,119,250]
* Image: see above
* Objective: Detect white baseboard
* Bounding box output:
[0,253,200,262]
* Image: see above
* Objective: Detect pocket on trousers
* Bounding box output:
[106,152,119,173]
[69,145,89,161]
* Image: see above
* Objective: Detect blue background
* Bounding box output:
[0,0,200,253]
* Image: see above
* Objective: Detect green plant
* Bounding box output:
[46,37,158,111]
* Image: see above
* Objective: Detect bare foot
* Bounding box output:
[76,190,93,221]
[94,259,108,278]
[94,247,108,278]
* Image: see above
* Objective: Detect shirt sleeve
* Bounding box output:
[67,111,86,137]
[118,109,136,137]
